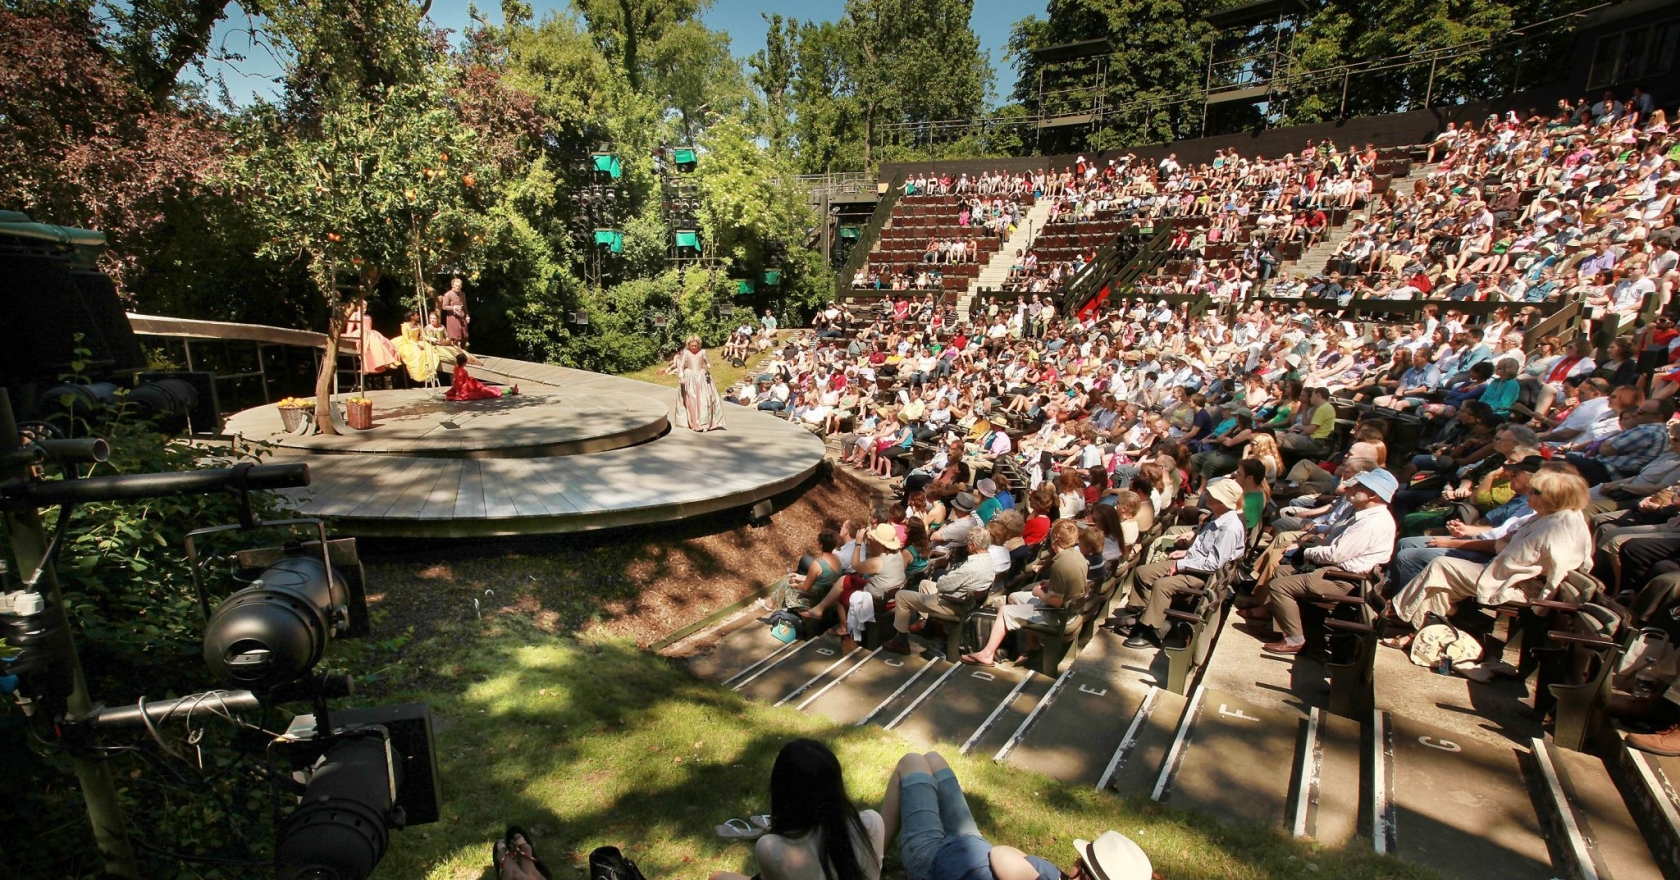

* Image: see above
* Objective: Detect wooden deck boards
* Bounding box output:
[240,358,824,538]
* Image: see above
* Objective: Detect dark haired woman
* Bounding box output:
[779,530,844,611]
[446,353,512,401]
[713,739,884,880]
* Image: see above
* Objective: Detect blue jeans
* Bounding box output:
[1390,536,1494,596]
[898,769,980,880]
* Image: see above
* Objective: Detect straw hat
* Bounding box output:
[867,523,903,551]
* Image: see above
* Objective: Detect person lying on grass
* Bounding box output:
[881,750,1151,880]
[711,738,885,880]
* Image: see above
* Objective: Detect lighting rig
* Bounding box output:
[654,144,703,272]
[0,392,438,879]
[571,150,625,293]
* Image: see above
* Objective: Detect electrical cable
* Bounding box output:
[136,695,185,760]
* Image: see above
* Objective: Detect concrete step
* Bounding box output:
[1104,685,1191,798]
[1374,711,1554,880]
[1000,668,1151,787]
[1300,708,1365,847]
[687,615,799,683]
[1531,739,1665,880]
[805,649,944,726]
[734,633,854,702]
[887,661,1035,748]
[1152,686,1306,827]
[1610,739,1680,880]
[960,671,1056,756]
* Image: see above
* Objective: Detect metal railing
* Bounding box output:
[836,172,907,302]
[789,172,877,202]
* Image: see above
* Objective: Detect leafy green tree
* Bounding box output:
[749,13,797,156]
[1286,0,1591,123]
[1008,0,1214,151]
[264,0,434,120]
[844,0,992,166]
[104,0,249,106]
[571,0,705,91]
[788,19,863,174]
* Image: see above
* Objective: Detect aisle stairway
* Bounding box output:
[687,597,1680,880]
[962,199,1058,321]
[1281,161,1435,283]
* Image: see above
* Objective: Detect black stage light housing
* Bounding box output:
[276,703,442,880]
[202,556,360,690]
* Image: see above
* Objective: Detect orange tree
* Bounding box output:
[224,79,495,431]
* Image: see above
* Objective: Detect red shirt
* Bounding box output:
[1022,514,1051,546]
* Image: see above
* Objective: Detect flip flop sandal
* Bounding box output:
[749,815,773,831]
[716,818,766,840]
[960,653,996,667]
[506,827,552,880]
[493,840,508,880]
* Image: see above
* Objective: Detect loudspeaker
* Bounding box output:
[0,253,145,384]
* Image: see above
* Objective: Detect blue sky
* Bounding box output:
[201,0,1044,105]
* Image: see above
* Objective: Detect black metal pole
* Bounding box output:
[0,392,139,877]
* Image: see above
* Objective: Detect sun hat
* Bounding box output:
[1346,468,1399,503]
[1074,831,1152,880]
[867,523,903,550]
[976,478,998,497]
[951,492,977,512]
[1207,479,1244,510]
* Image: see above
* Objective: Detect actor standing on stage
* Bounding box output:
[665,336,727,432]
[439,277,470,347]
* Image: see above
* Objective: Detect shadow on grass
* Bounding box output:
[358,614,1446,880]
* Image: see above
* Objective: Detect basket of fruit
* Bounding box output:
[345,396,374,430]
[276,397,314,432]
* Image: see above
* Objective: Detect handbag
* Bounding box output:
[1614,627,1675,691]
[1410,623,1484,670]
[767,610,803,644]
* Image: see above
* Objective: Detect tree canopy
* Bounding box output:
[0,0,1604,377]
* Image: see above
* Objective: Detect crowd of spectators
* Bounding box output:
[754,84,1680,757]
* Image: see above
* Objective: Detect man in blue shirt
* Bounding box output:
[1110,480,1249,648]
[1568,399,1675,485]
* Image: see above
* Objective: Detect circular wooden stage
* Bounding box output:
[226,357,826,538]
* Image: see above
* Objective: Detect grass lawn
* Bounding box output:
[354,613,1440,880]
[620,332,793,393]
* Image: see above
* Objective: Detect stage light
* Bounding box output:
[274,703,442,880]
[202,556,358,691]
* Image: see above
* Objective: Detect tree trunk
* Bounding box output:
[314,305,343,435]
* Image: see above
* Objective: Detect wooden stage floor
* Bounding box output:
[226,357,825,538]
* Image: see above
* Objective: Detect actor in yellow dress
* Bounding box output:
[395,313,441,383]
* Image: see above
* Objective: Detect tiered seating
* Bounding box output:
[863,193,1027,293]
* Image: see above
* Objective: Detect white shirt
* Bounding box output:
[756,810,886,880]
[1556,396,1611,435]
[1484,511,1536,542]
[1303,505,1397,574]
